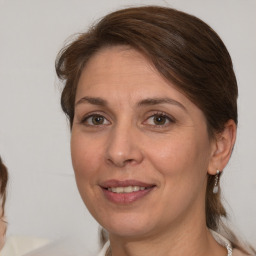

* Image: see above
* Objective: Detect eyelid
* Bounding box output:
[78,110,175,128]
[80,112,111,126]
[143,111,176,126]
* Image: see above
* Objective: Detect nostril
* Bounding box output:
[106,157,134,168]
[125,159,133,163]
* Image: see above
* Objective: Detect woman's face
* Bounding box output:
[71,46,216,239]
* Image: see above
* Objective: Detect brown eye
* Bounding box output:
[82,114,110,126]
[144,113,174,127]
[153,115,168,125]
[92,116,105,125]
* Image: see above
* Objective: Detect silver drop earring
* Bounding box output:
[213,170,220,194]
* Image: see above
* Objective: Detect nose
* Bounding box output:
[105,123,144,168]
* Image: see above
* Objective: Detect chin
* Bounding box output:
[98,212,158,239]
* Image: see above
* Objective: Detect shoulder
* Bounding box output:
[233,248,256,256]
[210,230,255,256]
[1,236,50,256]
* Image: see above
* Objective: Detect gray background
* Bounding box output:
[0,0,255,254]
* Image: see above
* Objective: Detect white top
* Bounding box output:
[97,232,252,256]
[0,232,251,256]
[97,241,110,256]
[211,230,232,256]
[0,236,50,256]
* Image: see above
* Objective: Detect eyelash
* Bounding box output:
[80,111,175,128]
[144,111,175,128]
[80,113,111,126]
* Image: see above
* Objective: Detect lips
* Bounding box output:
[108,186,146,193]
[100,179,156,204]
[101,179,155,188]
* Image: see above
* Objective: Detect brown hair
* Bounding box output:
[0,156,8,219]
[56,6,253,253]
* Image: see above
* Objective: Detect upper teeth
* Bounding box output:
[108,186,146,193]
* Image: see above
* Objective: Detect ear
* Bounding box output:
[207,120,237,175]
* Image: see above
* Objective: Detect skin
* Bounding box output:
[0,160,7,250]
[0,207,6,250]
[71,46,236,256]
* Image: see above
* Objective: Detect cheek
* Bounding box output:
[71,131,102,178]
[144,130,211,189]
[143,132,211,218]
[70,131,107,215]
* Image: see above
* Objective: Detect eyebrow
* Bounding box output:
[75,96,108,107]
[75,96,186,111]
[138,97,187,111]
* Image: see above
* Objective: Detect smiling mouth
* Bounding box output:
[100,180,156,204]
[107,186,154,193]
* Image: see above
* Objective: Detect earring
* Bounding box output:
[213,170,220,194]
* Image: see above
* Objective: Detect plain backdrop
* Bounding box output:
[0,0,255,254]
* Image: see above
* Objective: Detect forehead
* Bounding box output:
[79,46,157,88]
[76,46,188,103]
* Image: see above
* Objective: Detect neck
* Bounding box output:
[108,208,227,256]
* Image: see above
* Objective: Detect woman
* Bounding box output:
[56,6,255,256]
[0,157,50,256]
[0,157,8,251]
